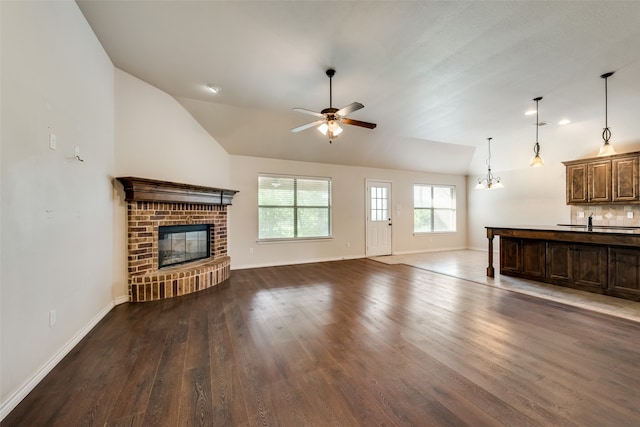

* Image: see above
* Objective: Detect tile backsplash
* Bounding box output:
[570,205,640,227]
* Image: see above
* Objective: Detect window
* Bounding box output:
[258,174,331,240]
[413,184,456,233]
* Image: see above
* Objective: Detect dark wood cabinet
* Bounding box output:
[487,227,640,301]
[500,238,521,274]
[572,244,608,291]
[500,238,545,279]
[565,159,611,203]
[587,160,611,202]
[612,155,639,202]
[546,242,572,283]
[566,163,588,204]
[564,151,640,205]
[545,242,607,291]
[608,247,640,300]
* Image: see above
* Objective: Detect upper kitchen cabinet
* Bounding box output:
[563,151,640,205]
[612,155,639,202]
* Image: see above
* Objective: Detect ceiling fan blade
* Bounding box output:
[342,118,377,129]
[291,120,325,133]
[293,108,324,118]
[336,102,364,116]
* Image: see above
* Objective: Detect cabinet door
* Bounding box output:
[521,240,545,278]
[546,242,572,283]
[500,238,521,274]
[588,160,612,202]
[566,163,588,204]
[612,156,639,202]
[573,244,607,291]
[608,247,640,301]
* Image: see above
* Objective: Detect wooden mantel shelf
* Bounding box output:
[116,177,238,205]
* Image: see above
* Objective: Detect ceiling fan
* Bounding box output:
[291,69,377,143]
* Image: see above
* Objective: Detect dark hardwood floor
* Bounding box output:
[4,259,640,426]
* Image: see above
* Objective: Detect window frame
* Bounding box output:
[413,184,457,234]
[258,173,333,242]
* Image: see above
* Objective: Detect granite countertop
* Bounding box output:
[486,224,640,235]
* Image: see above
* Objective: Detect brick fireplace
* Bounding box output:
[117,177,238,302]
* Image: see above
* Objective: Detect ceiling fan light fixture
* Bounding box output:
[327,120,341,132]
[317,123,329,135]
[290,69,377,140]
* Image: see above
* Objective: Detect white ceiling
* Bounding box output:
[76,1,640,175]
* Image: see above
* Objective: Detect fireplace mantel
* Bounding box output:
[116,176,238,205]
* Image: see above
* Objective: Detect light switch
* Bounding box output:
[628,211,634,219]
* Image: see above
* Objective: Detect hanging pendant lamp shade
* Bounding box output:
[530,97,544,167]
[597,72,616,157]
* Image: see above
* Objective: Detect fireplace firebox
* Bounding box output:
[158,224,210,268]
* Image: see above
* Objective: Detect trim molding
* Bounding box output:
[0,300,116,421]
[231,255,364,270]
[114,295,129,305]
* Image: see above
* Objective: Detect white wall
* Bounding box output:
[115,69,230,188]
[1,1,115,417]
[112,69,232,299]
[229,155,467,269]
[467,165,570,251]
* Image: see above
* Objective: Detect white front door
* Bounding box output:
[366,180,392,256]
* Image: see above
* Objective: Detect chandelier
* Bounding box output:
[475,137,504,190]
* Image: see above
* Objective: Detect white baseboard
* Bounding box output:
[231,254,364,270]
[114,295,129,305]
[0,299,116,422]
[391,246,468,256]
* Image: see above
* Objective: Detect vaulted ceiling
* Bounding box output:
[77,1,640,175]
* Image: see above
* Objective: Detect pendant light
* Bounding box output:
[475,137,504,190]
[530,96,544,167]
[597,71,616,157]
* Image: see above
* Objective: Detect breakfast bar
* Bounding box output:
[486,225,640,301]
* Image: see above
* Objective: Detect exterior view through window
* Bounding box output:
[413,184,456,233]
[258,174,332,240]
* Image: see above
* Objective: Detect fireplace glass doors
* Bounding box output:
[158,224,210,268]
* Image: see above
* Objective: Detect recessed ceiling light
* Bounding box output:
[558,119,571,125]
[206,84,221,94]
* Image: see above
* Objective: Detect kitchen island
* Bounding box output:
[486,225,640,301]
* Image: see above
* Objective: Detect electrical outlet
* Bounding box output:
[49,133,57,150]
[49,310,56,327]
[577,211,585,218]
[628,211,634,219]
[249,247,254,254]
